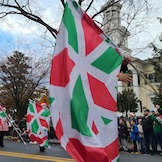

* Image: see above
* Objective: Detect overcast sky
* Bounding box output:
[0,0,162,60]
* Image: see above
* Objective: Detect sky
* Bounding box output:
[0,0,162,60]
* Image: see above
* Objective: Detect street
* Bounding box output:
[0,140,161,162]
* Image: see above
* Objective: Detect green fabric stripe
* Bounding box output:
[32,119,39,134]
[28,103,35,113]
[72,1,78,9]
[117,158,120,162]
[63,3,78,54]
[115,86,118,90]
[41,109,50,117]
[49,97,54,107]
[71,76,92,137]
[0,112,6,118]
[91,47,122,74]
[101,116,112,125]
[44,140,49,147]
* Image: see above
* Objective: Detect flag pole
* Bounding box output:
[129,62,158,94]
[0,106,27,145]
[102,32,157,94]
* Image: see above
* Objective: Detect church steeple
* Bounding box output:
[102,0,132,56]
[102,0,122,33]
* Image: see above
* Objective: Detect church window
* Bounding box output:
[138,74,141,86]
[112,10,116,16]
[148,74,155,83]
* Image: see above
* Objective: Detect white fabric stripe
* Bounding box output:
[50,0,122,155]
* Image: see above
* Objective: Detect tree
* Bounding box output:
[0,0,151,44]
[0,51,49,119]
[150,17,162,108]
[117,89,139,117]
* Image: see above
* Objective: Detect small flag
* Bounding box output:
[0,106,7,126]
[26,100,51,147]
[50,0,122,161]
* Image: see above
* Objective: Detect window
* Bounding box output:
[144,73,157,84]
[106,10,110,16]
[128,81,133,87]
[144,74,148,84]
[128,70,133,87]
[112,10,116,16]
[138,74,141,86]
[148,74,155,83]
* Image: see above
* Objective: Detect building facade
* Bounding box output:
[102,0,158,116]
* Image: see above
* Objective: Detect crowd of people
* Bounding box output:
[1,104,162,156]
[118,105,162,156]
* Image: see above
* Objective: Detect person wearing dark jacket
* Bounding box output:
[119,118,129,151]
[151,107,162,155]
[142,109,157,155]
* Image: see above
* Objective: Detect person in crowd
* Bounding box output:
[138,119,146,154]
[151,110,155,115]
[133,113,139,124]
[0,117,9,147]
[151,106,162,155]
[142,109,157,155]
[21,127,30,142]
[7,113,14,136]
[131,119,140,154]
[20,115,26,130]
[129,113,138,124]
[11,118,21,142]
[118,117,129,152]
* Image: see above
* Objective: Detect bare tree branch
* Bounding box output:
[60,0,65,8]
[91,0,120,19]
[85,0,94,13]
[78,0,83,6]
[0,11,19,18]
[0,2,58,38]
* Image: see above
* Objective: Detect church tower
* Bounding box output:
[102,0,132,56]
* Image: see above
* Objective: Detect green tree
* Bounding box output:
[117,89,139,117]
[150,17,162,107]
[0,51,49,119]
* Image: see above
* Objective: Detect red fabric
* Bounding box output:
[28,129,31,134]
[81,12,103,56]
[0,121,9,132]
[36,103,43,113]
[29,134,47,144]
[105,138,119,162]
[92,121,98,135]
[0,119,2,126]
[50,48,75,87]
[66,138,109,162]
[26,114,34,123]
[88,73,116,112]
[55,117,64,141]
[66,138,119,162]
[39,118,48,128]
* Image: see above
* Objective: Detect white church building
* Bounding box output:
[102,1,158,116]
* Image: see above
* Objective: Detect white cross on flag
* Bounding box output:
[50,0,123,161]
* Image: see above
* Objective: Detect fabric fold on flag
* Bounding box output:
[50,0,123,161]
